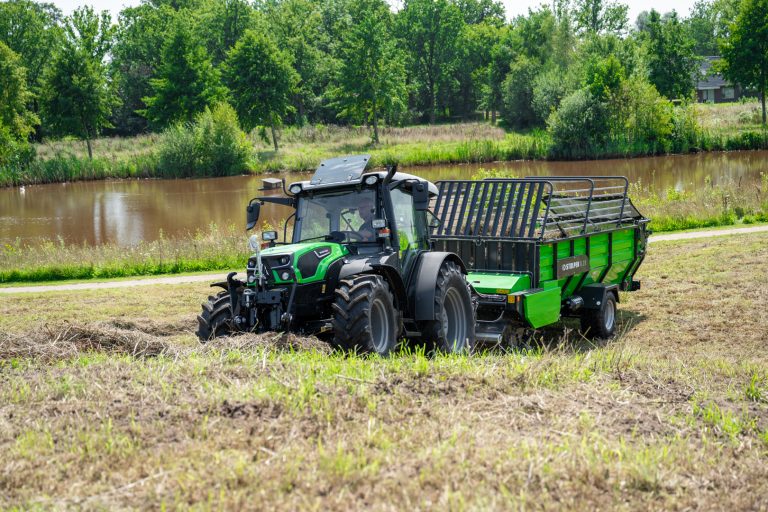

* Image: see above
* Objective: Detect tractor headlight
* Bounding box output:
[364,175,378,185]
[248,274,257,283]
[279,256,289,265]
[289,184,302,194]
[280,271,291,281]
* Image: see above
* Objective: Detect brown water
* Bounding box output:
[1,151,765,247]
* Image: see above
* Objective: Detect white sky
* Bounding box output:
[51,0,700,26]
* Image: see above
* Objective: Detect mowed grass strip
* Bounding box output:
[0,234,767,509]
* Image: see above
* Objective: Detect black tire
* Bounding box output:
[331,275,401,355]
[421,261,476,353]
[580,292,617,339]
[196,292,236,342]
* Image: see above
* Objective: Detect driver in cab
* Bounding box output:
[356,197,376,241]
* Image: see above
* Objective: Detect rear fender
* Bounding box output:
[411,252,467,321]
[578,283,619,310]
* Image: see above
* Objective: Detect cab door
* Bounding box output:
[389,187,429,278]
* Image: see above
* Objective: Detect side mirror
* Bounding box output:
[427,210,441,229]
[246,202,261,231]
[413,181,429,211]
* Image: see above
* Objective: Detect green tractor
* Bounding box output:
[197,154,649,354]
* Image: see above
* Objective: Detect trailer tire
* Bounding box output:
[331,275,400,355]
[420,261,476,353]
[580,292,617,339]
[196,292,235,342]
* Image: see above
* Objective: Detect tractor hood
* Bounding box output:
[250,242,348,285]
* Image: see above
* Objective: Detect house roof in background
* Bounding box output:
[697,56,732,90]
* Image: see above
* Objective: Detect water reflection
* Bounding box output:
[1,151,765,247]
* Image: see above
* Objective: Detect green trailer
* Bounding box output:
[430,176,649,342]
[197,155,649,353]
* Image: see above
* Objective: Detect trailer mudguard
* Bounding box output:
[578,283,619,310]
[522,287,561,328]
[411,252,467,321]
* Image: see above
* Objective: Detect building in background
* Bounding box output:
[696,56,748,103]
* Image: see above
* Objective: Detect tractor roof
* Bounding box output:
[294,154,438,196]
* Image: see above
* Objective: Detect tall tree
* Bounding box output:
[574,0,629,35]
[0,42,38,166]
[397,0,465,123]
[224,30,298,151]
[269,0,330,125]
[111,3,177,134]
[685,0,740,56]
[0,0,62,96]
[0,42,38,141]
[330,0,406,143]
[721,0,768,124]
[41,7,118,159]
[644,10,698,99]
[142,16,227,128]
[455,0,505,26]
[197,0,258,65]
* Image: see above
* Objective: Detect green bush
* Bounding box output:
[531,67,573,124]
[501,57,541,129]
[547,88,609,158]
[157,103,253,178]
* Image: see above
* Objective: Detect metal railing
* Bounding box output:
[431,177,642,240]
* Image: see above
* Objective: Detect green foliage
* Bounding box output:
[573,0,629,35]
[157,103,252,178]
[0,42,38,143]
[397,0,465,123]
[268,0,330,126]
[110,3,178,135]
[547,88,608,157]
[41,7,118,159]
[720,0,768,124]
[0,0,62,98]
[586,54,625,100]
[142,16,227,129]
[329,0,407,143]
[685,0,740,56]
[642,10,698,100]
[501,57,541,128]
[224,30,298,150]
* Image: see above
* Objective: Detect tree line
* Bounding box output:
[1,0,767,166]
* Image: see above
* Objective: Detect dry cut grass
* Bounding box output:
[0,233,767,509]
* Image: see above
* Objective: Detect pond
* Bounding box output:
[1,151,765,246]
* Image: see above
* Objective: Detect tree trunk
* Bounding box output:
[428,81,436,125]
[491,109,497,124]
[86,137,93,160]
[762,86,766,125]
[372,106,380,144]
[271,123,279,152]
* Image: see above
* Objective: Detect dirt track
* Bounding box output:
[2,225,767,294]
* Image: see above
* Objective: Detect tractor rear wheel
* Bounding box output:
[196,292,236,342]
[331,275,400,355]
[580,292,617,339]
[421,261,476,353]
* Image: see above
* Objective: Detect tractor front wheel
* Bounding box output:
[331,275,401,355]
[196,292,236,342]
[421,261,476,353]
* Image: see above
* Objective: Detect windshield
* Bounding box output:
[294,188,378,242]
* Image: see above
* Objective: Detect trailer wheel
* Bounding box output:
[331,275,400,355]
[421,261,476,353]
[196,292,235,342]
[580,292,617,339]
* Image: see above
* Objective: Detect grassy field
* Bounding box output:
[1,233,766,509]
